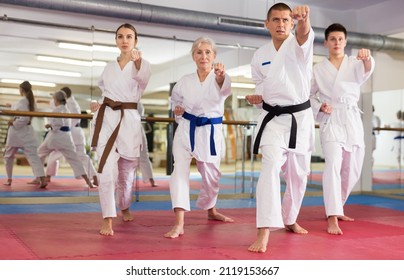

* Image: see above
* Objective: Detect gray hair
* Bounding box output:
[191,37,217,55]
[53,90,67,105]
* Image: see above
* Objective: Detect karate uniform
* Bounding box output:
[390,120,404,166]
[310,55,375,217]
[251,29,315,230]
[371,114,381,167]
[92,59,151,218]
[46,96,97,179]
[4,98,45,179]
[138,103,154,183]
[170,71,232,211]
[37,104,87,178]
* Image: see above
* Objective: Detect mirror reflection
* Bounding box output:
[0,14,259,199]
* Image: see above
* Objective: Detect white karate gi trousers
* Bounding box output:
[97,149,138,218]
[169,141,221,211]
[4,146,45,178]
[256,145,310,230]
[46,126,97,178]
[322,142,364,216]
[138,129,153,183]
[37,132,87,178]
[46,145,97,178]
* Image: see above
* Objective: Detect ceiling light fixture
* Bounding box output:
[0,78,56,87]
[18,67,81,77]
[0,87,53,98]
[231,82,255,89]
[36,55,107,67]
[141,99,169,106]
[57,41,118,53]
[0,87,20,95]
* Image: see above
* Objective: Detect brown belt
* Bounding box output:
[91,97,137,173]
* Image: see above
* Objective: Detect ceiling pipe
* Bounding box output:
[1,0,403,52]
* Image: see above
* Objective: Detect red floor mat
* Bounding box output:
[0,205,403,260]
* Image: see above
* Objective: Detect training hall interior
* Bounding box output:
[0,0,404,261]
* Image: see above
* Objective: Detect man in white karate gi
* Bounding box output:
[246,3,315,253]
[310,23,375,235]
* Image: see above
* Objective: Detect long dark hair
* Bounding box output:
[19,81,35,112]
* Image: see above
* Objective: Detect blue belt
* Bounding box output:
[60,126,70,132]
[182,111,223,156]
[394,135,404,140]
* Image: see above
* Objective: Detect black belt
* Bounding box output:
[60,126,70,132]
[253,100,311,154]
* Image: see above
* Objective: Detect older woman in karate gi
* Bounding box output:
[45,87,98,186]
[90,23,151,236]
[310,23,375,235]
[37,91,93,189]
[3,81,47,187]
[164,37,233,239]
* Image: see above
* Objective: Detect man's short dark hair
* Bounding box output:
[325,23,347,40]
[267,2,291,20]
[61,86,72,98]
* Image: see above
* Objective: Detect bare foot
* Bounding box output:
[248,228,269,253]
[46,175,51,183]
[164,225,184,239]
[92,175,98,186]
[82,175,94,188]
[121,208,133,222]
[28,178,40,184]
[338,215,354,221]
[207,207,234,222]
[150,178,158,188]
[3,179,12,186]
[285,223,308,234]
[39,176,48,189]
[100,218,114,236]
[208,212,234,222]
[328,216,343,235]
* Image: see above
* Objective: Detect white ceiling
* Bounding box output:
[1,0,404,112]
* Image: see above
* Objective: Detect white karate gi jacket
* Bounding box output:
[93,59,151,160]
[171,70,232,162]
[251,28,315,154]
[310,55,375,152]
[6,98,39,148]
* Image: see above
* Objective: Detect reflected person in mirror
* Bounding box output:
[37,90,93,188]
[45,86,98,186]
[3,81,47,188]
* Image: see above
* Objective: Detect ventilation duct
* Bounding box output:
[0,0,403,52]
